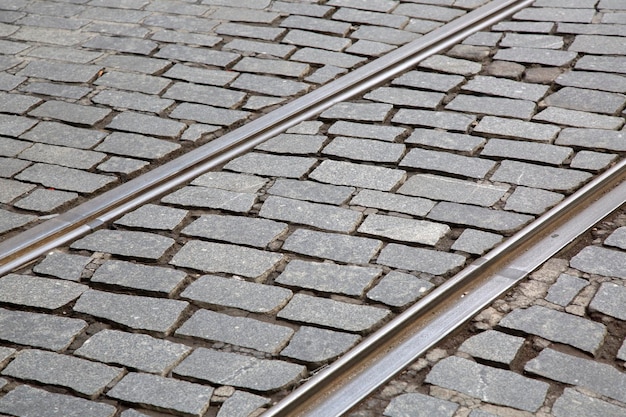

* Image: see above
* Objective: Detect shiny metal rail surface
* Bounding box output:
[263,158,626,417]
[0,0,532,277]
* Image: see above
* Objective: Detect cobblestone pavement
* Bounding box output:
[0,0,625,417]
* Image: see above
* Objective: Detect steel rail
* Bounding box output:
[0,0,532,276]
[263,160,626,417]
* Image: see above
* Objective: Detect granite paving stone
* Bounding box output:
[19,121,105,149]
[0,179,35,203]
[473,116,561,142]
[310,159,406,191]
[268,179,354,205]
[270,1,331,16]
[71,230,174,260]
[358,214,449,246]
[0,274,88,310]
[352,25,420,45]
[107,372,213,417]
[78,6,150,23]
[182,214,288,248]
[276,259,382,296]
[176,309,293,353]
[144,14,218,31]
[209,6,280,24]
[619,340,626,361]
[170,240,284,280]
[190,171,267,192]
[463,31,502,46]
[545,273,588,307]
[491,160,592,192]
[230,73,310,97]
[0,91,41,114]
[283,228,382,264]
[514,7,595,23]
[332,7,408,28]
[589,282,626,320]
[321,102,393,122]
[114,204,188,231]
[404,129,485,153]
[553,388,626,417]
[494,47,577,67]
[163,63,238,86]
[305,65,349,83]
[121,410,151,417]
[244,96,286,109]
[459,330,524,365]
[504,186,564,215]
[327,0,396,12]
[544,87,626,115]
[401,148,496,179]
[164,82,246,108]
[2,349,123,397]
[106,112,186,138]
[391,70,465,92]
[0,385,116,417]
[282,29,351,52]
[82,35,157,55]
[384,392,458,417]
[468,411,500,417]
[446,95,536,120]
[16,60,101,83]
[556,71,626,93]
[174,348,306,391]
[328,121,406,142]
[28,100,111,126]
[575,55,626,74]
[427,202,534,233]
[0,115,36,137]
[224,152,317,179]
[16,163,116,193]
[570,246,626,279]
[155,44,240,67]
[150,29,221,47]
[500,33,564,49]
[0,137,31,157]
[557,22,626,37]
[322,136,405,163]
[393,3,465,21]
[0,72,26,90]
[92,90,174,113]
[291,47,367,68]
[215,22,285,41]
[31,252,90,281]
[346,39,396,57]
[20,81,91,99]
[419,54,482,76]
[398,174,508,207]
[280,325,361,364]
[180,124,221,141]
[216,391,270,417]
[73,290,188,334]
[169,103,251,126]
[0,157,30,177]
[367,271,434,307]
[364,87,444,110]
[350,189,434,217]
[462,75,549,101]
[0,307,87,351]
[606,227,626,250]
[500,305,606,354]
[256,133,327,154]
[90,260,187,296]
[534,107,625,129]
[556,128,626,152]
[376,243,467,275]
[277,293,390,332]
[18,143,106,169]
[481,138,573,165]
[525,348,626,404]
[223,38,295,58]
[0,347,15,365]
[97,157,148,175]
[392,109,476,132]
[0,209,36,234]
[569,34,626,55]
[451,229,503,255]
[161,186,257,213]
[426,356,549,412]
[280,15,350,35]
[180,274,293,314]
[570,150,617,171]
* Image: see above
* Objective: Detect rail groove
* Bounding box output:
[0,0,532,276]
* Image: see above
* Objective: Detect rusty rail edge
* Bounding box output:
[0,0,532,274]
[262,159,626,417]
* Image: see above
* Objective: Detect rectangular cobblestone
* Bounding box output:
[164,82,245,108]
[28,100,111,126]
[20,121,105,149]
[21,81,91,99]
[0,178,35,203]
[182,214,287,248]
[190,171,267,192]
[545,273,589,307]
[0,115,36,137]
[91,259,187,296]
[491,160,593,192]
[323,136,405,163]
[0,158,30,178]
[428,201,533,233]
[216,391,270,417]
[94,71,170,94]
[280,15,350,35]
[328,120,406,141]
[333,7,408,28]
[0,91,41,114]
[514,7,595,23]
[170,240,284,280]
[169,103,251,126]
[589,282,626,320]
[143,14,218,32]
[553,388,626,417]
[451,229,503,255]
[176,309,293,353]
[462,75,549,101]
[82,35,156,55]
[290,47,367,68]
[364,87,444,110]
[181,274,293,314]
[556,128,626,152]
[270,1,331,16]
[394,3,465,22]
[215,22,285,41]
[283,28,350,52]
[268,179,354,205]
[350,189,434,216]
[392,70,465,92]
[16,163,116,193]
[155,44,240,67]
[328,0,397,13]
[0,274,87,310]
[150,29,221,47]
[16,60,101,82]
[351,25,420,45]
[163,63,238,86]
[367,271,434,308]
[401,148,495,179]
[92,90,174,114]
[256,133,326,154]
[18,143,105,169]
[0,385,116,417]
[494,47,577,67]
[570,246,626,279]
[224,152,317,179]
[161,186,256,212]
[223,38,295,58]
[570,34,626,55]
[233,56,310,77]
[575,55,626,74]
[309,159,405,191]
[405,129,484,153]
[359,214,449,245]
[399,174,508,207]
[377,243,466,275]
[0,209,36,234]
[384,392,458,417]
[556,70,626,94]
[32,252,90,281]
[2,349,122,397]
[501,33,564,49]
[107,372,213,417]
[481,138,573,165]
[474,116,560,142]
[446,95,536,119]
[0,137,31,157]
[97,133,181,161]
[419,54,482,75]
[210,6,279,23]
[106,111,186,138]
[392,109,476,132]
[320,102,393,122]
[283,228,382,264]
[545,86,626,115]
[504,186,563,215]
[71,229,174,260]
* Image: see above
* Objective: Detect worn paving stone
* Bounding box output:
[570,150,618,171]
[151,29,220,47]
[74,290,188,334]
[19,121,105,149]
[482,138,573,165]
[279,14,350,35]
[182,214,287,248]
[556,128,626,152]
[164,82,245,108]
[28,100,111,126]
[514,7,595,23]
[94,72,168,96]
[494,47,577,67]
[459,330,524,365]
[21,81,91,99]
[545,273,588,307]
[426,356,549,412]
[392,109,476,132]
[377,243,466,275]
[322,136,405,163]
[256,133,326,154]
[333,7,408,29]
[14,188,79,212]
[90,259,187,296]
[163,63,238,86]
[259,195,363,233]
[525,348,626,404]
[107,111,186,138]
[491,160,592,193]
[216,391,270,417]
[283,231,379,265]
[162,186,256,213]
[394,2,465,21]
[71,230,174,260]
[364,87,444,109]
[0,91,41,114]
[276,259,381,297]
[18,143,106,169]
[277,293,390,332]
[446,95,536,120]
[268,179,354,205]
[0,385,116,417]
[328,120,406,142]
[177,309,293,353]
[553,388,626,417]
[97,157,148,175]
[174,348,306,391]
[0,209,36,234]
[282,29,350,52]
[570,246,626,279]
[114,204,188,231]
[419,54,482,75]
[0,274,87,310]
[305,64,349,83]
[155,44,239,66]
[224,38,295,58]
[504,186,563,215]
[392,70,465,92]
[224,152,317,179]
[544,87,626,115]
[93,89,174,113]
[384,392,458,417]
[570,34,626,55]
[499,305,606,354]
[462,75,549,101]
[309,159,406,191]
[367,271,434,308]
[16,163,116,193]
[107,372,212,417]
[589,282,626,320]
[0,178,35,203]
[170,240,283,280]
[475,116,560,142]
[32,252,90,282]
[280,325,360,364]
[575,55,626,75]
[358,214,449,246]
[399,174,508,207]
[451,229,503,255]
[2,349,122,397]
[0,307,86,351]
[0,137,31,157]
[606,227,626,250]
[501,33,564,49]
[404,129,485,153]
[169,103,250,126]
[231,73,310,97]
[0,157,30,178]
[215,22,285,41]
[350,189,434,217]
[428,202,534,233]
[16,60,101,83]
[533,107,624,130]
[181,274,292,314]
[401,148,496,179]
[320,102,393,122]
[556,70,626,93]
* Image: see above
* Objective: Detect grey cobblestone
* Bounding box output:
[20,121,105,149]
[32,252,91,281]
[0,158,30,178]
[276,259,381,296]
[97,157,148,175]
[570,150,618,171]
[94,71,170,95]
[2,349,122,396]
[217,391,270,417]
[570,34,626,55]
[405,129,484,153]
[367,271,434,308]
[505,186,563,215]
[401,148,496,179]
[283,228,382,264]
[306,64,349,83]
[364,87,444,110]
[589,282,626,320]
[224,152,316,179]
[0,179,34,203]
[0,115,37,137]
[575,55,626,74]
[350,189,434,217]
[323,136,405,163]
[224,38,295,58]
[553,388,626,417]
[268,179,354,205]
[182,214,287,248]
[74,290,188,334]
[83,35,157,55]
[462,75,549,101]
[494,47,577,67]
[556,70,626,93]
[491,160,592,192]
[459,330,524,365]
[256,133,327,154]
[291,47,367,68]
[446,95,536,119]
[16,163,116,193]
[170,240,284,279]
[161,186,257,213]
[210,6,279,24]
[215,22,285,41]
[91,259,187,296]
[481,138,573,165]
[451,229,503,255]
[556,128,626,152]
[473,116,560,142]
[107,112,186,138]
[280,14,350,35]
[233,73,310,97]
[28,100,111,126]
[501,33,563,49]
[514,7,595,23]
[571,246,626,279]
[0,209,36,234]
[71,230,174,260]
[181,274,292,314]
[21,81,91,99]
[606,227,626,250]
[392,70,465,92]
[151,29,221,47]
[377,243,466,275]
[0,137,31,157]
[310,159,406,191]
[114,204,188,231]
[346,39,395,56]
[155,44,240,67]
[352,25,420,45]
[169,103,250,126]
[107,372,213,417]
[544,87,626,115]
[92,90,174,114]
[534,107,624,130]
[0,274,87,310]
[384,392,458,417]
[321,102,393,122]
[328,120,406,142]
[281,326,361,363]
[174,348,306,391]
[392,109,476,132]
[283,29,350,52]
[428,202,534,233]
[17,60,101,83]
[359,214,449,246]
[0,91,41,114]
[545,273,588,307]
[164,82,246,108]
[163,63,238,86]
[18,143,106,169]
[333,7,408,28]
[0,385,116,417]
[419,54,482,75]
